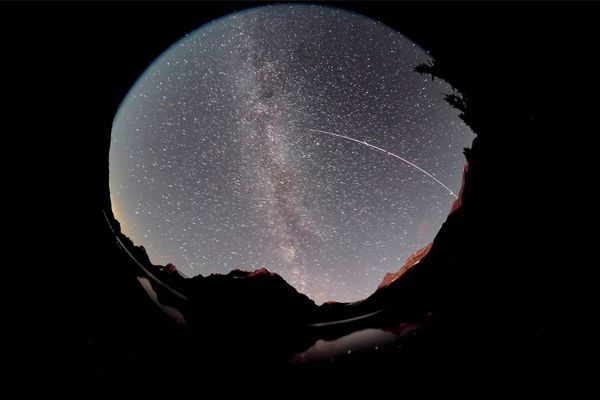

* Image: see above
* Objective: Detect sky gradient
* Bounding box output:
[110,4,474,303]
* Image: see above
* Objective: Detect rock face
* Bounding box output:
[449,162,469,215]
[376,159,468,291]
[377,243,433,290]
[160,263,180,274]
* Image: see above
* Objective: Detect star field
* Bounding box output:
[110,5,474,303]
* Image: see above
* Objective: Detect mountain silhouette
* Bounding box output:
[106,215,320,327]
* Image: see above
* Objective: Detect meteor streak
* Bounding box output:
[308,128,457,198]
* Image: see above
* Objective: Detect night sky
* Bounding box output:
[110,4,474,304]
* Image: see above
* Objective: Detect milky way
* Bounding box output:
[109,4,474,303]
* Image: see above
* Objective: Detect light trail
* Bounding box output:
[308,128,457,198]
